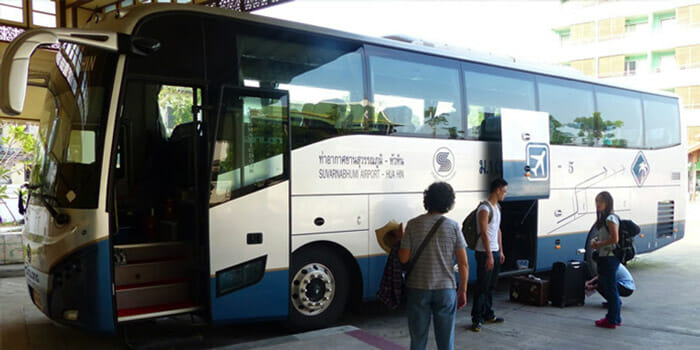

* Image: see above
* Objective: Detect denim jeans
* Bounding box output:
[597,255,621,324]
[406,288,457,350]
[471,250,501,324]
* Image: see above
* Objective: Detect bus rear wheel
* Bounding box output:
[287,248,349,331]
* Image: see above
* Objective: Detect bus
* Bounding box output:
[0,4,685,334]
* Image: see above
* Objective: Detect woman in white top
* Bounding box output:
[590,191,621,329]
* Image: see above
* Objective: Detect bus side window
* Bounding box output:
[595,87,643,148]
[368,51,462,139]
[537,76,595,146]
[463,64,536,140]
[237,31,364,149]
[643,95,680,149]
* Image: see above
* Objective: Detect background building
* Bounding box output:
[552,0,700,197]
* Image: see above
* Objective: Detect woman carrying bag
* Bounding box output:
[590,191,622,329]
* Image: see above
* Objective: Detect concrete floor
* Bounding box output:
[2,202,700,350]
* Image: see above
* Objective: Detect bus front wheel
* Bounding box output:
[287,248,349,331]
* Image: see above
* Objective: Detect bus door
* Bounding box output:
[499,108,550,274]
[208,86,291,322]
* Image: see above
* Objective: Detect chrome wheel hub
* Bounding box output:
[290,263,335,316]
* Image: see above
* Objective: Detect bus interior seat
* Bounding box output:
[383,106,415,134]
[315,99,346,130]
[301,103,315,116]
[338,103,365,130]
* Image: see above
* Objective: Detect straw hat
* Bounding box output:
[375,220,402,254]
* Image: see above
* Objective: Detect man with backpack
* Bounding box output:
[469,178,508,332]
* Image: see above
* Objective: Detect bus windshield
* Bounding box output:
[28,43,117,209]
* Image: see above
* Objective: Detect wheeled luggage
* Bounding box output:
[510,275,549,306]
[549,260,586,307]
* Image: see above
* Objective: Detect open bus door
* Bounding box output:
[499,108,550,274]
[207,86,291,322]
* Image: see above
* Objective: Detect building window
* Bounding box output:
[677,5,700,27]
[675,86,700,109]
[570,58,595,77]
[676,45,700,69]
[625,16,648,34]
[0,0,24,24]
[599,55,625,77]
[624,54,647,76]
[555,28,571,47]
[654,52,676,72]
[571,22,595,43]
[598,17,624,41]
[31,0,55,27]
[660,17,676,29]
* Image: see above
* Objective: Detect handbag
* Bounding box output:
[377,216,446,308]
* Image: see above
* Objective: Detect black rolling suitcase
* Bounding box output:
[549,260,586,307]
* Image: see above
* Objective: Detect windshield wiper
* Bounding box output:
[19,184,70,225]
[17,183,38,215]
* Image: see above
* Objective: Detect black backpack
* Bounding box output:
[613,216,641,265]
[462,201,493,250]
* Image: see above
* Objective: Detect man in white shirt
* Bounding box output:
[470,178,507,332]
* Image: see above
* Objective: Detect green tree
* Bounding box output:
[574,112,623,147]
[158,86,194,134]
[0,124,37,223]
[549,115,574,144]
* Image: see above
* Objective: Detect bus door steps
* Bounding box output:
[116,280,192,313]
[117,302,201,322]
[115,259,190,286]
[113,241,190,264]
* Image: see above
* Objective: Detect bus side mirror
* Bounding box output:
[0,30,59,115]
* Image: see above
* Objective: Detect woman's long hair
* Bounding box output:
[595,191,614,230]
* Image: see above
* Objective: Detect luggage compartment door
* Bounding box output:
[500,108,550,201]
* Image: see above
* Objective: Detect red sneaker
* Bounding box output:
[595,318,617,329]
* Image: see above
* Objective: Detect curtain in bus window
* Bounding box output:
[595,88,643,148]
[369,55,462,139]
[236,34,364,149]
[643,95,681,148]
[463,66,535,140]
[537,77,595,146]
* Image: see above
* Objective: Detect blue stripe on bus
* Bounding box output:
[95,239,116,333]
[535,220,685,271]
[535,232,588,270]
[47,239,115,333]
[210,269,289,323]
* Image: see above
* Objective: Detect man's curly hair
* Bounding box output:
[423,182,455,213]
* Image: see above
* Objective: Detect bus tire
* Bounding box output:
[287,247,349,331]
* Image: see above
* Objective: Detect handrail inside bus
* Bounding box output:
[0,29,119,116]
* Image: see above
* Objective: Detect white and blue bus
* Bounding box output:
[0,4,685,333]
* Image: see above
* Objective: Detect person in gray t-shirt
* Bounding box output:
[399,182,468,350]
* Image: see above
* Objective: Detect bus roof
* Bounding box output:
[92,4,676,99]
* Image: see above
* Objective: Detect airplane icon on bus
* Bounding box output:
[526,143,549,181]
